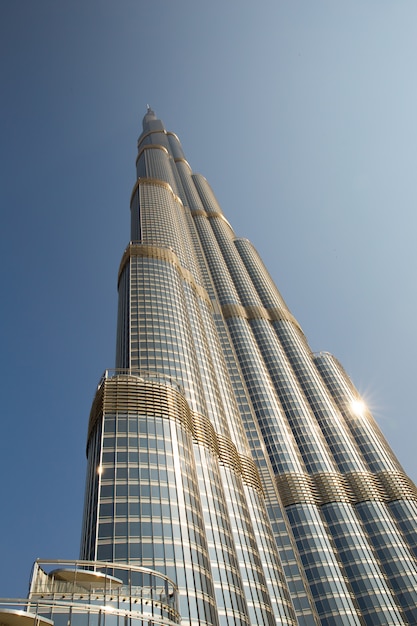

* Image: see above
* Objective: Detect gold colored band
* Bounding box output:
[275,473,316,507]
[136,144,169,165]
[118,243,178,282]
[192,413,219,455]
[245,305,270,321]
[313,472,352,505]
[344,472,384,502]
[88,376,263,494]
[174,158,191,170]
[130,177,183,208]
[221,303,303,333]
[275,470,417,508]
[118,243,211,307]
[192,419,264,494]
[347,470,417,504]
[240,455,265,494]
[166,131,180,143]
[137,129,168,150]
[190,208,234,232]
[377,471,417,502]
[267,307,303,331]
[91,380,417,505]
[221,304,247,320]
[217,434,242,474]
[136,129,182,152]
[88,375,192,442]
[205,212,234,232]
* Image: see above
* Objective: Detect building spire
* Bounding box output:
[141,105,163,133]
[144,104,156,119]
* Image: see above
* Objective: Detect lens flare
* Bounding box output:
[351,399,366,417]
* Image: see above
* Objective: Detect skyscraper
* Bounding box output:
[2,109,417,626]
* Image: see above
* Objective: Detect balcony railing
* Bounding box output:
[96,370,184,396]
[0,560,180,626]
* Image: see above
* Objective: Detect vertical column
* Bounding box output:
[111,115,303,625]
[175,158,301,626]
[214,317,321,626]
[201,206,411,623]
[82,374,220,626]
[190,202,363,623]
[315,351,417,558]
[235,237,417,622]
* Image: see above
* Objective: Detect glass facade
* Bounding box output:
[79,108,417,625]
[3,108,416,626]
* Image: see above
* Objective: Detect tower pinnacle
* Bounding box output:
[141,105,163,133]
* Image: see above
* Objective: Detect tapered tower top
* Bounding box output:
[143,105,156,123]
[142,105,164,133]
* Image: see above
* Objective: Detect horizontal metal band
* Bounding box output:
[190,207,234,232]
[118,243,211,307]
[119,243,178,282]
[192,412,219,455]
[136,144,169,165]
[313,472,351,505]
[137,129,169,150]
[245,305,270,321]
[275,470,417,508]
[192,417,263,494]
[267,307,303,332]
[91,377,417,505]
[204,211,234,232]
[377,471,417,502]
[345,470,417,504]
[130,176,183,209]
[345,472,384,503]
[217,434,242,474]
[240,455,265,494]
[166,131,180,143]
[88,374,192,443]
[174,157,191,170]
[222,303,247,319]
[221,303,303,333]
[275,473,316,507]
[88,375,264,494]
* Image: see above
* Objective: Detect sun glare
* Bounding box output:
[351,399,367,417]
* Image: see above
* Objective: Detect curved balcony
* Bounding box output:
[0,560,180,626]
[96,369,184,396]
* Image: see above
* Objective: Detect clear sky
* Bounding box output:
[1,0,417,599]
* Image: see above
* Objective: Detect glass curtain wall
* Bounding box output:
[80,108,417,626]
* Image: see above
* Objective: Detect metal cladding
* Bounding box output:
[79,110,417,626]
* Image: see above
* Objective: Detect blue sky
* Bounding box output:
[1,0,417,598]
